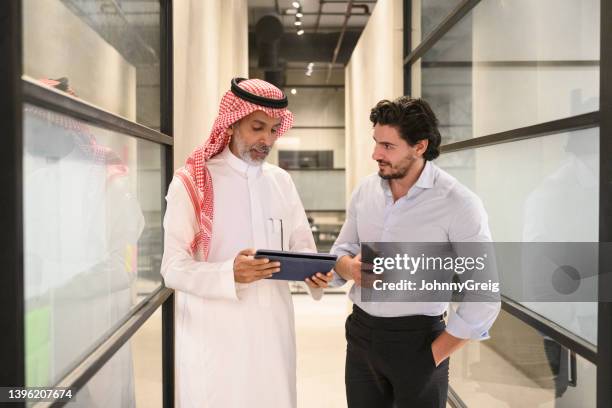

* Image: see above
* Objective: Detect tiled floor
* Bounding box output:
[131,293,458,407]
[294,293,453,408]
[294,293,350,408]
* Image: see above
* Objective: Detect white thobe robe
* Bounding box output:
[161,146,321,408]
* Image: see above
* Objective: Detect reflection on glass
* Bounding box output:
[420,0,463,40]
[420,0,599,144]
[69,308,163,407]
[23,0,161,129]
[23,105,164,387]
[437,128,599,344]
[449,310,596,407]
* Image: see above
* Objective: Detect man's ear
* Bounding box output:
[416,139,429,156]
[227,125,234,136]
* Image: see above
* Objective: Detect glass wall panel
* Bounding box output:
[67,308,163,408]
[449,309,596,407]
[24,105,165,387]
[23,0,161,129]
[420,0,600,144]
[437,127,599,344]
[420,0,463,40]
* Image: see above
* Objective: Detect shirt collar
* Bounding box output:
[379,160,436,197]
[415,160,435,189]
[218,145,262,178]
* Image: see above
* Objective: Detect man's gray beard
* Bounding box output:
[234,129,271,166]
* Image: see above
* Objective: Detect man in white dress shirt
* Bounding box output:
[161,78,332,408]
[331,97,500,408]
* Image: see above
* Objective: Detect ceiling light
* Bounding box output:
[294,20,302,26]
[296,12,303,18]
[292,1,300,8]
[291,88,297,95]
[305,62,314,76]
[297,29,304,35]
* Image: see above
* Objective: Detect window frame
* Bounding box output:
[0,1,176,406]
[403,0,612,406]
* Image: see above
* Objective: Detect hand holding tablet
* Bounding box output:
[254,249,337,282]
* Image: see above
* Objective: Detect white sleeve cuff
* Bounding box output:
[445,303,497,341]
[195,258,239,301]
[307,286,324,300]
[329,269,348,288]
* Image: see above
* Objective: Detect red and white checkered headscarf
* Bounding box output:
[175,78,294,260]
[27,78,128,182]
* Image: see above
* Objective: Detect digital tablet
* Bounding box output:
[254,250,337,281]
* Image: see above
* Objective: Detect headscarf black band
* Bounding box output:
[230,77,288,109]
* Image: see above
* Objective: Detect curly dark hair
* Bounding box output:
[369,97,441,161]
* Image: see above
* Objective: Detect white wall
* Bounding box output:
[173,0,249,166]
[268,79,346,169]
[345,0,404,199]
[23,0,137,121]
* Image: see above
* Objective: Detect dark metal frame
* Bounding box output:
[597,0,611,406]
[23,78,173,146]
[0,2,25,407]
[421,60,600,68]
[403,0,481,66]
[502,296,597,364]
[1,0,175,406]
[44,288,173,408]
[403,0,611,406]
[403,0,411,96]
[440,111,600,154]
[160,0,175,407]
[447,386,468,408]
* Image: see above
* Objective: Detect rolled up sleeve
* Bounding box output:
[329,189,362,288]
[447,196,501,340]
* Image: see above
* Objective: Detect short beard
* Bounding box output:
[377,155,415,180]
[233,128,271,166]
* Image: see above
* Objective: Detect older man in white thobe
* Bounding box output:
[161,78,333,408]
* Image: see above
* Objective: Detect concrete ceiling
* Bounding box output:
[248,0,375,32]
[248,0,377,85]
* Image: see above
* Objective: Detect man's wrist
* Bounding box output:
[431,330,468,367]
[335,254,353,281]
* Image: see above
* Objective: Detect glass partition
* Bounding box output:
[24,105,164,386]
[450,309,596,407]
[67,308,163,407]
[420,0,600,144]
[23,0,162,129]
[437,127,599,345]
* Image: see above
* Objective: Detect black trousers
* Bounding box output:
[345,305,449,408]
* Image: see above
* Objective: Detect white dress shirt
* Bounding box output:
[331,160,500,340]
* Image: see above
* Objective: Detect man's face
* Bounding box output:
[229,110,281,166]
[371,124,427,180]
